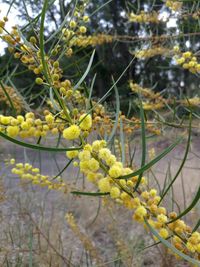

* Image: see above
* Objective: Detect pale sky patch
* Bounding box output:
[166,17,177,28]
[0,2,22,55]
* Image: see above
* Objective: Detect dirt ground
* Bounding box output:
[0,135,199,267]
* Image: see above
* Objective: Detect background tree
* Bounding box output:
[1,0,200,113]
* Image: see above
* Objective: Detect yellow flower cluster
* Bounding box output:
[11,32,64,87]
[1,23,97,116]
[0,13,88,89]
[69,11,90,32]
[62,29,88,57]
[0,112,61,138]
[63,125,81,140]
[130,82,162,100]
[190,9,200,20]
[7,125,200,260]
[142,102,165,110]
[62,113,92,140]
[0,84,24,113]
[68,34,114,47]
[0,110,93,141]
[130,81,200,110]
[186,232,200,254]
[166,0,183,11]
[129,11,159,23]
[134,46,172,59]
[59,7,90,56]
[174,47,200,74]
[9,159,67,192]
[92,101,162,137]
[67,140,147,198]
[130,81,166,110]
[180,97,200,107]
[1,23,20,53]
[71,142,104,183]
[2,8,200,264]
[59,84,86,105]
[67,138,200,261]
[0,18,6,34]
[0,15,162,142]
[79,113,92,130]
[8,133,200,261]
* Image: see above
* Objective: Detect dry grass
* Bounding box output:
[0,134,199,266]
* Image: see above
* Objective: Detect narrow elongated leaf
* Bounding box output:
[93,58,135,108]
[86,73,96,111]
[0,132,82,152]
[49,87,60,111]
[52,159,73,180]
[134,101,146,191]
[139,238,171,252]
[167,186,200,224]
[45,11,70,43]
[107,79,120,144]
[120,118,125,164]
[17,26,36,52]
[71,191,110,196]
[90,0,113,16]
[144,219,200,266]
[87,198,101,227]
[20,0,59,32]
[81,58,134,123]
[39,0,50,82]
[118,138,182,180]
[73,50,95,90]
[193,219,200,233]
[159,115,192,204]
[6,0,16,16]
[21,13,41,31]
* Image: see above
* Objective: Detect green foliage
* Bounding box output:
[0,0,200,266]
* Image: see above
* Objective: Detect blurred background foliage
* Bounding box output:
[0,0,200,113]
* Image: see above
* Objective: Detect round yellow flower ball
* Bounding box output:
[63,125,80,140]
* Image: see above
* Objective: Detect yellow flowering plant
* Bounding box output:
[0,0,200,266]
